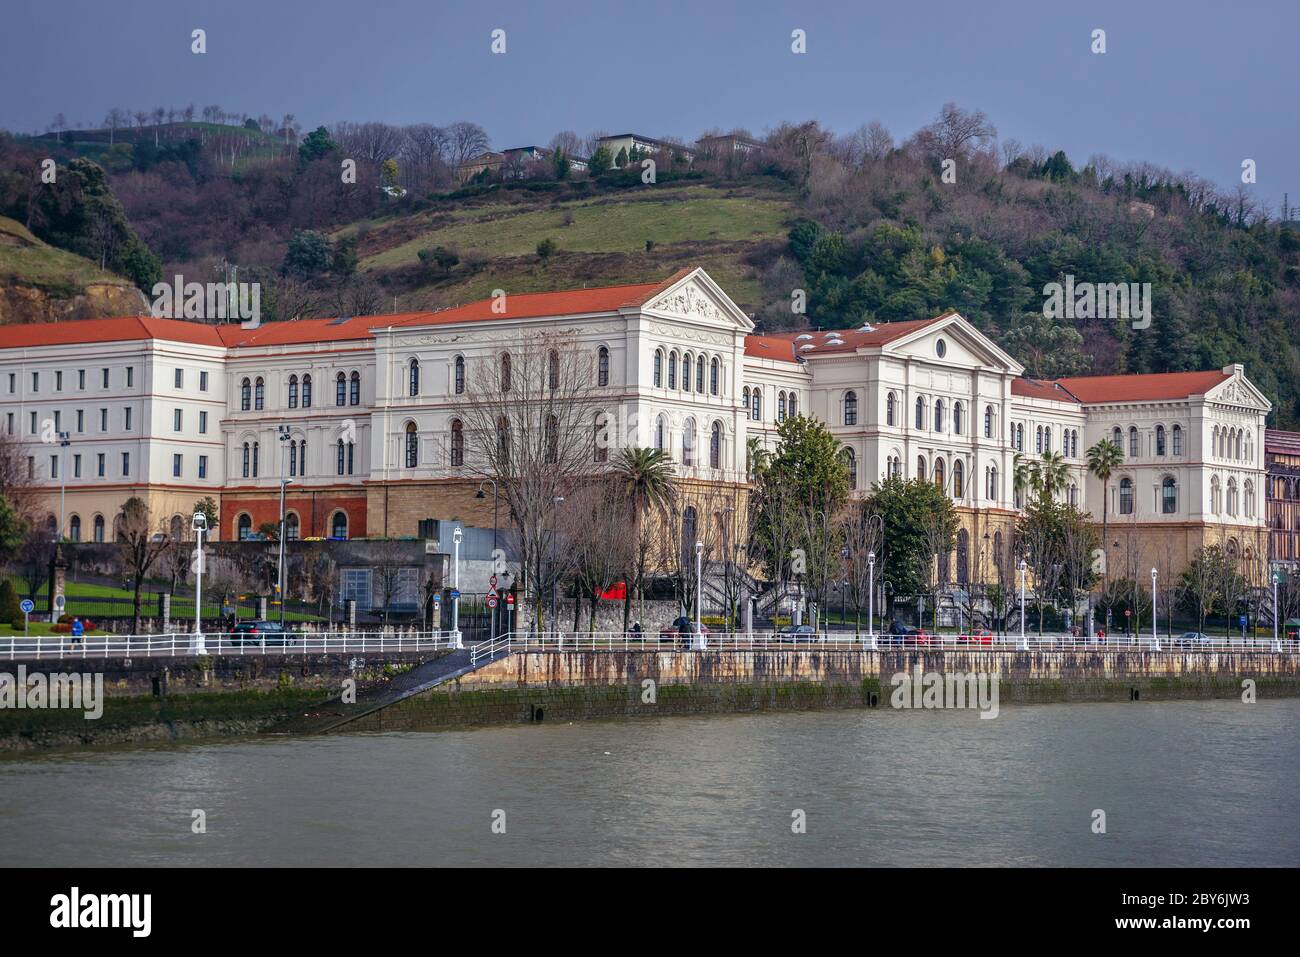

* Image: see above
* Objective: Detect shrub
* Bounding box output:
[0,579,21,626]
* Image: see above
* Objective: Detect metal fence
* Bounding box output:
[469,630,1300,661]
[4,630,458,660]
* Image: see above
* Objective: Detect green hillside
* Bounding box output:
[0,216,123,294]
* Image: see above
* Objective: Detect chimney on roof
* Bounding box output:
[1223,363,1243,376]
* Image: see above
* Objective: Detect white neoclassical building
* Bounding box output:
[0,266,1270,577]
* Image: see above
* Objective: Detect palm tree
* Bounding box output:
[612,447,676,629]
[746,436,770,480]
[1012,451,1036,507]
[1037,450,1069,502]
[1086,439,1124,624]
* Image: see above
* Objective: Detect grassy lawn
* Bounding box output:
[0,622,107,637]
[0,215,129,294]
[360,185,792,269]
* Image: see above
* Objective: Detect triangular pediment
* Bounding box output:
[641,268,754,331]
[884,313,1024,375]
[1206,370,1273,412]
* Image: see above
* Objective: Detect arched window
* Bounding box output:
[405,422,418,468]
[742,386,750,411]
[349,371,360,405]
[288,375,299,408]
[1016,423,1023,451]
[545,415,558,463]
[594,413,608,463]
[1156,425,1166,456]
[1043,427,1051,453]
[1211,476,1221,513]
[953,401,963,436]
[598,346,610,387]
[916,396,925,429]
[1113,426,1122,449]
[1245,480,1255,518]
[843,390,857,425]
[710,421,722,469]
[984,405,993,438]
[93,514,105,543]
[778,392,787,423]
[917,455,926,481]
[496,416,511,466]
[710,357,720,395]
[934,457,945,490]
[987,465,999,500]
[302,374,312,408]
[450,420,464,466]
[842,447,857,489]
[655,414,666,451]
[1119,477,1134,514]
[289,438,298,477]
[653,350,663,387]
[238,513,253,541]
[252,441,259,477]
[69,514,81,542]
[886,392,896,426]
[499,353,512,393]
[952,459,964,498]
[254,377,264,410]
[934,399,944,432]
[1036,425,1043,453]
[241,441,250,478]
[1129,426,1138,458]
[1162,476,1177,514]
[752,389,762,421]
[331,511,348,540]
[683,418,697,466]
[409,358,420,397]
[336,372,347,406]
[548,350,559,390]
[1227,478,1238,516]
[696,356,704,393]
[240,378,251,411]
[285,513,300,542]
[337,439,346,475]
[454,355,465,394]
[682,354,692,393]
[667,352,677,389]
[788,393,797,417]
[956,529,969,584]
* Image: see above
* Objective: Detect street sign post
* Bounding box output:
[19,598,33,638]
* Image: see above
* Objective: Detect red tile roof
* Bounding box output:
[1052,370,1230,403]
[1266,429,1300,455]
[744,335,799,363]
[757,315,951,357]
[1011,378,1081,402]
[0,315,227,349]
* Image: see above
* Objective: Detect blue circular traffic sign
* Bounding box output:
[19,599,34,614]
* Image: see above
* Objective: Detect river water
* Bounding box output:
[2,700,1298,866]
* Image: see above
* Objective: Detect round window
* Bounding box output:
[936,338,947,358]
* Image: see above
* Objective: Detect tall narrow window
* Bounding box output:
[915,397,924,429]
[682,354,691,393]
[953,402,963,436]
[984,405,993,438]
[1162,476,1177,514]
[842,448,857,489]
[696,357,704,393]
[336,373,347,406]
[288,375,298,408]
[1172,424,1182,455]
[653,350,663,387]
[668,352,677,389]
[240,378,251,411]
[547,350,559,390]
[242,442,250,478]
[302,374,312,407]
[953,460,964,497]
[752,389,761,421]
[409,358,420,397]
[451,420,464,466]
[778,392,787,423]
[710,357,719,395]
[598,347,610,387]
[1156,425,1166,456]
[405,422,418,468]
[349,371,360,405]
[655,414,666,451]
[593,414,607,463]
[1119,477,1134,514]
[500,355,512,392]
[886,392,896,426]
[337,439,346,475]
[683,419,696,466]
[933,458,945,490]
[545,415,558,464]
[1129,426,1138,458]
[254,377,264,410]
[934,399,944,432]
[454,356,465,394]
[710,421,722,469]
[843,391,857,426]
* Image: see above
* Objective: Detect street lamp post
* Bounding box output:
[192,511,207,653]
[1018,558,1027,650]
[276,425,292,629]
[694,540,705,649]
[1150,567,1160,650]
[867,551,876,649]
[476,480,498,637]
[57,431,70,542]
[1273,571,1281,651]
[451,527,463,648]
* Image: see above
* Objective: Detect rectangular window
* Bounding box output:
[53,410,60,431]
[99,408,108,431]
[174,368,183,388]
[29,411,37,434]
[31,372,38,392]
[76,409,84,433]
[55,370,63,391]
[340,568,373,609]
[50,455,58,479]
[96,453,105,477]
[122,452,130,475]
[172,453,182,477]
[199,410,207,434]
[173,409,182,431]
[124,407,133,431]
[125,367,134,387]
[27,456,34,479]
[5,412,11,435]
[78,369,85,390]
[73,454,82,478]
[7,373,14,393]
[101,368,109,388]
[198,455,208,479]
[200,370,208,392]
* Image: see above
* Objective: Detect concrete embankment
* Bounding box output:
[0,651,442,752]
[341,649,1300,731]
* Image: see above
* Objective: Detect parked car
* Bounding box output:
[1174,631,1211,649]
[963,629,994,645]
[228,620,294,646]
[908,627,935,646]
[778,624,816,641]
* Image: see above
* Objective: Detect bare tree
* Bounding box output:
[446,121,491,171]
[118,496,172,633]
[450,332,603,631]
[838,501,883,635]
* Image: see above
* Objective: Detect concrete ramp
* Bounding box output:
[265,649,478,735]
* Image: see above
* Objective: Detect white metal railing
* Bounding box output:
[461,630,1299,657]
[3,630,457,660]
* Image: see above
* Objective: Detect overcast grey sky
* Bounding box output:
[3,0,1296,209]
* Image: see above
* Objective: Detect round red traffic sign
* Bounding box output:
[490,574,498,588]
[505,593,515,606]
[486,595,498,609]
